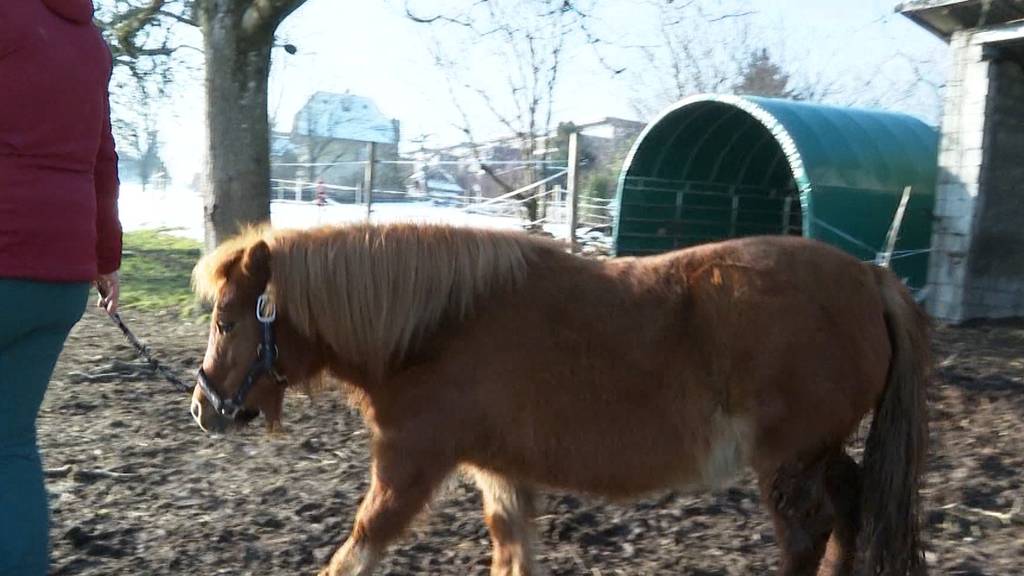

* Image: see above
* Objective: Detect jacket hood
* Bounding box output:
[42,0,95,24]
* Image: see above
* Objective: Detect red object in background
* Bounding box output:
[0,0,122,282]
[316,180,327,207]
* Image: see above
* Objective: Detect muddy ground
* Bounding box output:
[40,307,1023,575]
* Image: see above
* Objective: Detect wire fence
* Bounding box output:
[269,159,616,255]
[271,159,934,272]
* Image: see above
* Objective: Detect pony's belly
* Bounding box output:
[625,411,752,495]
[487,411,753,499]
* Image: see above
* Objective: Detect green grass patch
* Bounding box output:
[119,229,202,315]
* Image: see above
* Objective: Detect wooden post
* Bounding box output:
[729,193,740,237]
[566,130,580,253]
[364,142,377,221]
[878,186,913,268]
[674,185,686,223]
[538,177,547,223]
[782,196,793,235]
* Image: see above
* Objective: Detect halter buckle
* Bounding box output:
[256,293,276,323]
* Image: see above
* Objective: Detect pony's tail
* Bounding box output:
[857,268,931,575]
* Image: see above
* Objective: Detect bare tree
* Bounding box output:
[96,0,198,80]
[96,0,306,252]
[406,0,608,225]
[628,1,945,122]
[625,0,745,117]
[626,1,843,117]
[97,1,196,177]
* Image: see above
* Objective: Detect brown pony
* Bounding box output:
[190,223,930,576]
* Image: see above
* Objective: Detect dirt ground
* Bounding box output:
[40,307,1023,575]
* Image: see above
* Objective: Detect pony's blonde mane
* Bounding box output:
[198,223,551,379]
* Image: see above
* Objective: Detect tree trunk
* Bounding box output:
[200,0,274,252]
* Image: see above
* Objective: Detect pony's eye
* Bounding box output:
[217,321,236,334]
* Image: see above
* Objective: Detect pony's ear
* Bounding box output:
[242,240,272,289]
[192,248,241,302]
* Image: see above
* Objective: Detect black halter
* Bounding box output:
[197,293,287,422]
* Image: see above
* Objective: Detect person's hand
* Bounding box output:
[95,271,120,314]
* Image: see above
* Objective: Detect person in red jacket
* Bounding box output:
[1,1,122,573]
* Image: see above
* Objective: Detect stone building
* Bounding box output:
[900,0,1024,321]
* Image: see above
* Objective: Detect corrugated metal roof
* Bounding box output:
[899,0,1024,39]
[614,94,939,288]
[292,92,399,145]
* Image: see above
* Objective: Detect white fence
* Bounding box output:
[268,138,616,254]
[120,135,617,255]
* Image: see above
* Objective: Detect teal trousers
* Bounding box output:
[0,279,89,576]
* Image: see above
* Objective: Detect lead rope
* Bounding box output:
[98,296,193,394]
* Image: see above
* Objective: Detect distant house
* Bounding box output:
[269,133,300,187]
[574,117,646,141]
[569,117,646,196]
[293,91,400,144]
[406,163,466,203]
[271,91,405,201]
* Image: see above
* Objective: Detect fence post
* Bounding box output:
[566,130,580,253]
[782,196,793,235]
[729,192,740,237]
[877,186,912,268]
[364,142,377,221]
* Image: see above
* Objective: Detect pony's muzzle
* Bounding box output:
[190,390,230,433]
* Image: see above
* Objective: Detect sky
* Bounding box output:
[142,0,950,183]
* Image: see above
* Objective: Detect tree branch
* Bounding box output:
[107,0,170,58]
[478,163,516,194]
[403,0,505,35]
[404,6,473,27]
[471,85,523,138]
[157,8,198,27]
[541,19,565,159]
[434,55,517,197]
[706,10,757,23]
[241,0,308,36]
[116,46,180,58]
[567,4,626,75]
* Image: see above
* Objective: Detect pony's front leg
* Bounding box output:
[319,447,450,576]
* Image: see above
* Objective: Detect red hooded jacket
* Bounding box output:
[0,0,121,282]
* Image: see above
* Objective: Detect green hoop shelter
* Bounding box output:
[613,95,938,288]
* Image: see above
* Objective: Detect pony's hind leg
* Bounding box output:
[818,451,862,576]
[758,455,835,576]
[473,470,538,576]
[319,443,451,576]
